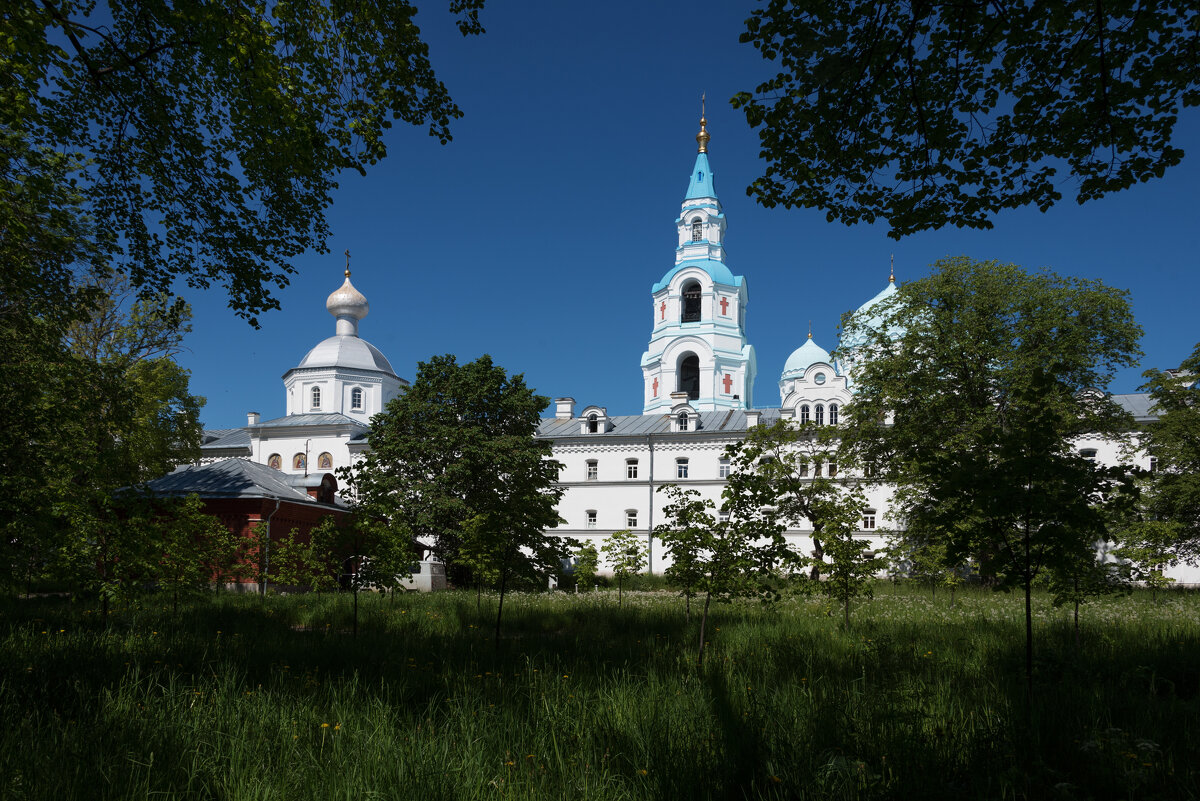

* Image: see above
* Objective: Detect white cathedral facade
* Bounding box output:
[199,116,1192,583]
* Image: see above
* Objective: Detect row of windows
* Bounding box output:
[309,387,365,410]
[798,403,838,425]
[267,452,334,470]
[584,510,639,529]
[583,508,877,531]
[583,457,840,480]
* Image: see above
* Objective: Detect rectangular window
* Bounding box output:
[719,458,730,478]
[627,460,639,479]
[718,509,730,523]
[862,512,876,530]
[586,510,597,529]
[1149,456,1158,472]
[799,462,809,478]
[676,459,689,479]
[586,460,598,480]
[626,510,638,528]
[814,463,823,478]
[829,462,838,477]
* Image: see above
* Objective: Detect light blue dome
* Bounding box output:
[782,337,833,378]
[839,280,899,350]
[652,258,741,293]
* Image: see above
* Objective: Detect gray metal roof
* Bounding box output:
[537,408,784,439]
[255,413,368,429]
[1111,393,1158,423]
[144,458,343,507]
[200,428,251,450]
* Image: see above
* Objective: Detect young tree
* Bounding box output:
[733,2,1198,237]
[601,529,647,608]
[5,0,486,326]
[656,485,782,668]
[571,542,599,592]
[840,256,1142,702]
[1113,520,1182,602]
[819,529,887,627]
[343,354,566,643]
[153,494,248,615]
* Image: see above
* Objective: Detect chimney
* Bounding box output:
[745,410,761,428]
[554,398,575,420]
[247,411,260,425]
[669,392,690,405]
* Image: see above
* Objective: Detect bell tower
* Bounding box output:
[640,109,756,415]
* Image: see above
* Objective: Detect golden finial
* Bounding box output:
[889,254,895,283]
[344,249,351,278]
[696,93,710,153]
[808,320,813,339]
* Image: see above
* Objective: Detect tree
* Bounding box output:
[1113,520,1182,601]
[840,256,1142,702]
[656,484,782,668]
[571,542,599,592]
[1137,342,1200,563]
[343,353,566,643]
[153,494,248,615]
[601,529,647,608]
[4,0,485,325]
[733,2,1199,237]
[819,528,887,627]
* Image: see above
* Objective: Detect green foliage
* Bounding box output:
[733,2,1199,237]
[571,542,598,590]
[1114,520,1183,599]
[3,0,485,325]
[271,527,338,593]
[601,529,646,607]
[153,494,249,612]
[1138,342,1200,563]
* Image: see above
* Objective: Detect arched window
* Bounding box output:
[351,387,363,410]
[681,280,702,322]
[311,386,321,409]
[678,353,700,400]
[815,404,825,425]
[799,404,810,424]
[318,452,333,470]
[587,413,598,433]
[293,453,306,470]
[267,454,282,470]
[691,218,703,242]
[677,412,690,431]
[829,403,839,425]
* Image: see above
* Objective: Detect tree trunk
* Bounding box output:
[696,591,712,669]
[1022,521,1034,722]
[685,589,691,623]
[843,593,850,628]
[352,585,359,638]
[809,534,824,581]
[618,576,623,608]
[950,585,955,608]
[494,568,508,647]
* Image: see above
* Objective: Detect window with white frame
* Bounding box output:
[586,510,597,529]
[862,509,877,530]
[626,459,639,479]
[799,404,810,424]
[350,387,363,410]
[691,218,703,241]
[311,386,321,409]
[1079,448,1097,461]
[799,461,809,477]
[829,403,838,425]
[587,413,599,433]
[676,458,689,479]
[814,404,825,425]
[1149,456,1158,472]
[677,411,690,431]
[829,461,838,477]
[626,510,638,528]
[586,460,598,480]
[719,457,730,478]
[814,462,823,477]
[718,507,730,523]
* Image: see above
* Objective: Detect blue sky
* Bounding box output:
[180,1,1200,429]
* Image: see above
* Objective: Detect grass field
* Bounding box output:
[2,585,1197,800]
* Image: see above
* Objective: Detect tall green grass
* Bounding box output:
[2,585,1197,800]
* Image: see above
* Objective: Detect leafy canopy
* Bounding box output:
[3,0,484,324]
[734,2,1199,237]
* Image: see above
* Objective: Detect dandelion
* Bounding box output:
[770,776,782,784]
[638,770,648,776]
[321,723,330,728]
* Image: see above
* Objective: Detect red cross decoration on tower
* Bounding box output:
[719,296,729,315]
[652,377,659,397]
[722,374,733,394]
[659,301,666,321]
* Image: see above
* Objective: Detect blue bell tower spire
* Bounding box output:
[640,109,757,415]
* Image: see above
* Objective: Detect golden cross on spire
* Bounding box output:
[889,254,895,283]
[344,249,351,278]
[696,92,710,153]
[808,320,813,339]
